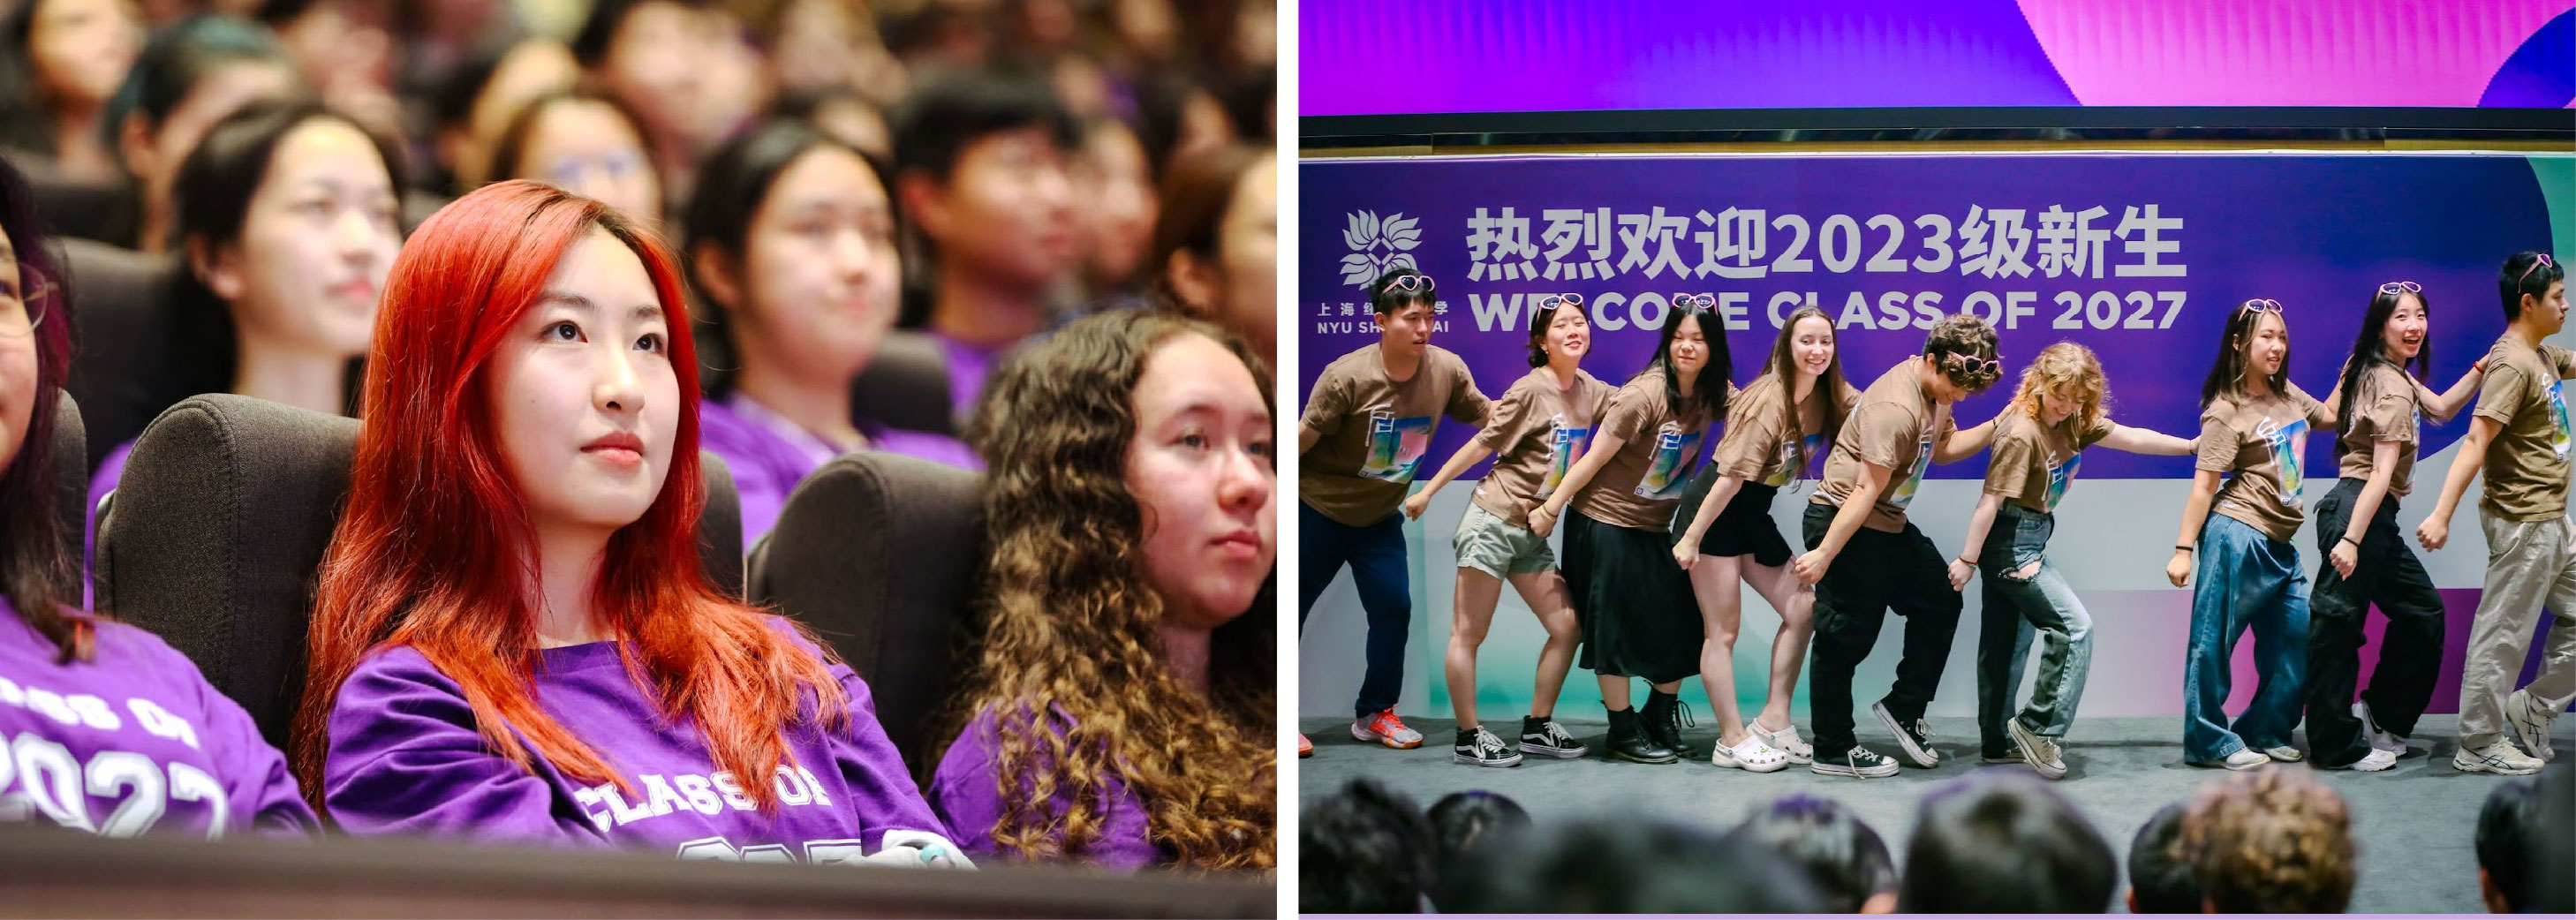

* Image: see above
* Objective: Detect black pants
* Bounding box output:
[2305,479,2445,767]
[1802,504,1965,756]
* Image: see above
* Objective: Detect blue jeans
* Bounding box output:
[1298,502,1412,718]
[2185,515,2311,762]
[1976,505,2094,755]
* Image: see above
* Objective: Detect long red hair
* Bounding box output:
[291,181,843,811]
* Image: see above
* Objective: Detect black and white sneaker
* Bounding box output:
[1519,716,1588,758]
[1873,701,1940,767]
[1811,745,1900,779]
[1454,726,1523,768]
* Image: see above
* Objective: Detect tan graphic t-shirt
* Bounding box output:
[2200,382,2330,542]
[2335,361,2421,498]
[2474,336,2576,521]
[1470,367,1616,529]
[1571,368,1721,531]
[1710,373,1862,489]
[1301,343,1492,525]
[1815,358,1956,532]
[1984,411,2115,514]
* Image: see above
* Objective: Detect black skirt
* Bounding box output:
[1564,509,1706,682]
[1673,465,1794,567]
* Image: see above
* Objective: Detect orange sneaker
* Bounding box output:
[1351,708,1425,749]
[1297,733,1313,758]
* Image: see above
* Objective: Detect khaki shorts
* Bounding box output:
[1452,503,1557,578]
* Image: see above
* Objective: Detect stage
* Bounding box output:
[1298,714,2565,914]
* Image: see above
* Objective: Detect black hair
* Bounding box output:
[1525,294,1584,368]
[1642,299,1732,419]
[1899,773,2118,913]
[2334,283,2431,455]
[1,0,59,154]
[681,118,894,397]
[569,0,714,69]
[2537,762,2575,914]
[97,13,289,151]
[1425,791,1530,864]
[481,88,651,189]
[1438,817,1825,914]
[1147,141,1261,309]
[2127,802,2200,913]
[1923,311,2002,393]
[166,99,400,406]
[1367,266,1433,317]
[1728,795,1896,913]
[2200,299,2293,410]
[889,68,1077,185]
[0,151,84,660]
[2502,250,2565,322]
[1298,778,1430,914]
[2477,778,2541,912]
[429,36,520,132]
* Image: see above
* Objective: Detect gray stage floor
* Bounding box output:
[1298,714,2568,914]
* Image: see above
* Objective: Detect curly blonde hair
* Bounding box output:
[2011,343,2109,441]
[2181,767,2357,913]
[945,309,1278,871]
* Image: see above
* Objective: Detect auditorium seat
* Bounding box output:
[697,325,960,438]
[746,451,982,773]
[55,237,184,475]
[14,152,140,247]
[48,395,85,569]
[95,394,746,748]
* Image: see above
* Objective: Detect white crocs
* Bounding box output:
[1712,735,1790,773]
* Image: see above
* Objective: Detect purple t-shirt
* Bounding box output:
[932,334,1006,423]
[929,705,1163,871]
[0,599,317,838]
[698,395,980,545]
[321,622,957,863]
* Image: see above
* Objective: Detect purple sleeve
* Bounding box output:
[818,662,956,853]
[321,648,611,848]
[873,428,983,472]
[928,707,1160,871]
[191,670,319,837]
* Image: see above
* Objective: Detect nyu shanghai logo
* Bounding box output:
[1341,210,1424,287]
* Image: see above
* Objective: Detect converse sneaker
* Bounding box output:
[2506,689,2557,762]
[1519,716,1588,758]
[2330,747,2398,772]
[2353,701,2406,757]
[1750,718,1813,764]
[1352,708,1424,750]
[1812,744,1900,779]
[2262,745,2305,763]
[2455,740,2542,775]
[2006,718,2066,780]
[1871,701,1939,767]
[1453,725,1523,768]
[2190,748,2271,771]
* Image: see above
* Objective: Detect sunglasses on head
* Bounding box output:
[1384,273,1436,294]
[2239,298,2284,316]
[2378,281,2421,296]
[2519,253,2557,285]
[1538,292,1584,309]
[1669,292,1716,309]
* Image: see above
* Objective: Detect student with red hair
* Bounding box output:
[296,180,963,864]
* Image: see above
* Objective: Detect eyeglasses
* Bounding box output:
[1,264,54,339]
[2378,281,2422,296]
[2239,298,2284,316]
[1383,273,1436,294]
[1669,292,1716,309]
[1537,292,1584,309]
[2520,253,2557,285]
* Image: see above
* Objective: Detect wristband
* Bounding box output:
[2175,544,2194,554]
[1958,557,1979,568]
[2338,535,2361,549]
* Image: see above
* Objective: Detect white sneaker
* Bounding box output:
[1351,708,1425,749]
[2333,748,2398,772]
[2505,690,2557,762]
[2194,748,2271,771]
[2354,701,2406,756]
[1750,719,1813,765]
[2454,741,2542,775]
[2007,718,2067,780]
[2262,745,2305,763]
[1711,735,1790,773]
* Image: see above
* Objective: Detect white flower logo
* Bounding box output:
[1340,210,1423,287]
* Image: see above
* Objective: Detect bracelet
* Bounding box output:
[2175,544,2194,554]
[2338,535,2361,548]
[1958,557,1979,568]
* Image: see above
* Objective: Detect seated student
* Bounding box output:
[2181,766,2358,913]
[2125,803,2201,913]
[103,13,298,252]
[427,38,578,194]
[0,154,315,838]
[930,310,1275,871]
[487,89,662,227]
[890,71,1079,421]
[1897,773,2117,913]
[684,119,977,544]
[87,100,403,559]
[1148,143,1273,369]
[1071,117,1155,311]
[298,180,963,865]
[1,0,145,182]
[1727,795,1897,914]
[2475,779,2541,913]
[1302,779,1430,912]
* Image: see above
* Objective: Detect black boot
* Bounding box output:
[1605,707,1678,764]
[1641,690,1696,758]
